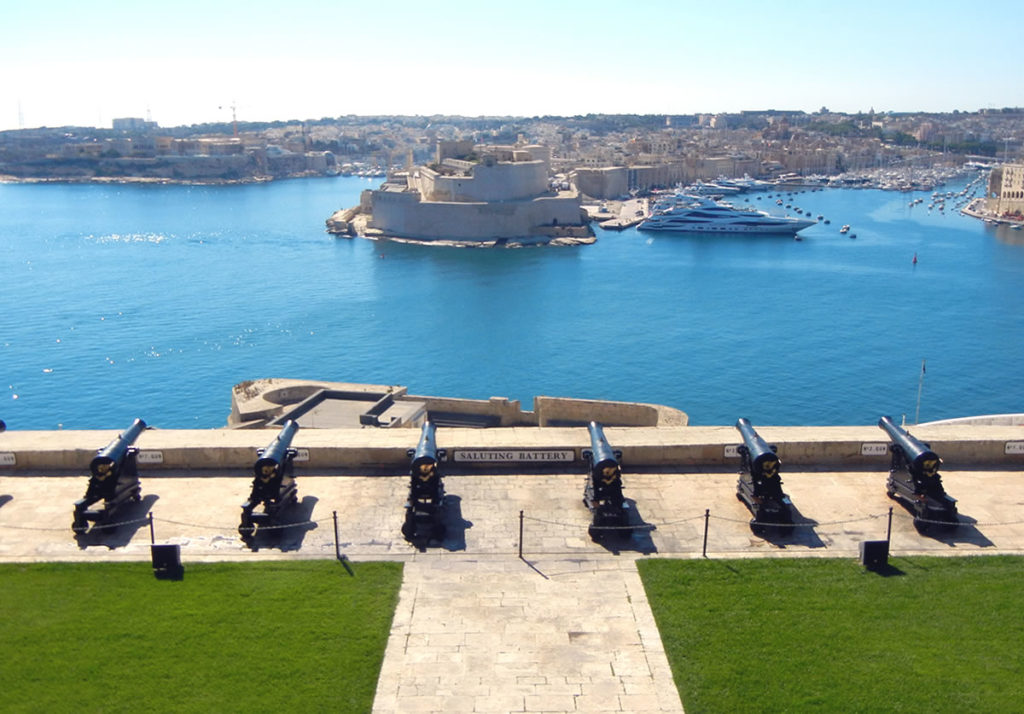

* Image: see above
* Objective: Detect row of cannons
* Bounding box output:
[734,415,958,536]
[71,414,961,547]
[70,417,446,547]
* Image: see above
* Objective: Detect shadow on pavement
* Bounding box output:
[245,495,319,552]
[75,493,159,550]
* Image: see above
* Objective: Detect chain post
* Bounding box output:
[518,510,524,560]
[702,508,710,558]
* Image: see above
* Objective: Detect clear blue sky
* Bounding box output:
[1,0,1020,130]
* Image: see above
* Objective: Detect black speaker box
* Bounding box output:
[151,544,184,580]
[859,540,889,570]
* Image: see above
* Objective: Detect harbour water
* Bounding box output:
[2,174,1022,430]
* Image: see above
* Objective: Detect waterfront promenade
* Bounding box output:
[2,426,1022,713]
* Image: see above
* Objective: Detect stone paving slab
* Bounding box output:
[3,470,1021,561]
[371,557,683,714]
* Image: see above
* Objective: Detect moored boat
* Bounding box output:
[638,193,817,235]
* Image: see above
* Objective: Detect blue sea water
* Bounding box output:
[2,174,1023,429]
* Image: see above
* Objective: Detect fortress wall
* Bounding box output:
[428,161,548,202]
[572,167,629,199]
[2,425,1022,473]
[534,397,668,427]
[368,192,584,240]
[528,195,588,226]
[405,395,532,427]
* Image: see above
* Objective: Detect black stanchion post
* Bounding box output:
[148,512,155,545]
[518,509,524,560]
[886,506,893,542]
[333,510,341,562]
[702,508,710,558]
[333,510,353,575]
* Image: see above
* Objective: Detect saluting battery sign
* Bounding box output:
[453,449,575,463]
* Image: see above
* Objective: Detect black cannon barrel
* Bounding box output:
[586,421,619,471]
[878,415,940,473]
[409,421,439,470]
[736,418,779,475]
[89,418,147,477]
[254,420,299,478]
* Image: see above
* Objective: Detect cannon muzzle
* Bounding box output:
[254,420,299,479]
[878,415,941,477]
[584,421,621,473]
[407,421,444,474]
[735,418,780,479]
[89,418,147,478]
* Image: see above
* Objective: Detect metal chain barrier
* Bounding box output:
[150,516,329,532]
[3,503,1023,561]
[0,515,152,532]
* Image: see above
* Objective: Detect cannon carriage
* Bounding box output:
[735,418,794,535]
[402,421,447,545]
[582,422,631,540]
[239,420,300,543]
[72,418,147,535]
[878,416,958,531]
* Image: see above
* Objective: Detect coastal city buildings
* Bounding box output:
[2,109,1022,194]
[988,163,1024,219]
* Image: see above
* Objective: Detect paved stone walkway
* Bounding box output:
[372,556,682,714]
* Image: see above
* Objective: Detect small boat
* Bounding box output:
[839,224,850,234]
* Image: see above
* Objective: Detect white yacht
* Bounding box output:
[683,180,742,195]
[714,174,774,192]
[638,194,817,234]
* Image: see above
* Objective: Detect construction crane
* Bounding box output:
[218,101,238,137]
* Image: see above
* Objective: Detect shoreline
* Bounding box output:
[0,172,333,186]
[960,197,1024,226]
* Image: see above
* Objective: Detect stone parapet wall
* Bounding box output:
[2,425,1021,473]
[534,397,676,427]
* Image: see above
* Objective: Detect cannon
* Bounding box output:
[402,421,446,545]
[239,420,300,542]
[582,422,631,539]
[878,416,958,531]
[72,418,147,534]
[735,418,793,535]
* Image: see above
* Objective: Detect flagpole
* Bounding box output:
[914,359,926,424]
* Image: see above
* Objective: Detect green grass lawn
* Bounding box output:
[638,556,1024,714]
[0,560,402,713]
